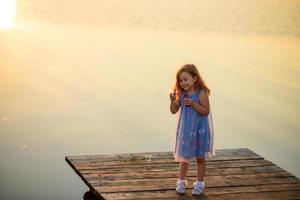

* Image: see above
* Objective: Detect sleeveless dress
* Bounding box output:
[174,89,216,163]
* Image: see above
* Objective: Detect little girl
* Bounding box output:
[169,64,215,195]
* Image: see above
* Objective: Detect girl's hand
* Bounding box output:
[184,98,195,107]
[169,92,176,102]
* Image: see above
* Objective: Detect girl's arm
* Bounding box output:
[191,92,210,116]
[169,92,181,114]
[170,99,181,114]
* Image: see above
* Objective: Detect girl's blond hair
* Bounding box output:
[173,64,210,99]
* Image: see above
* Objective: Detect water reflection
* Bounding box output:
[0,0,16,29]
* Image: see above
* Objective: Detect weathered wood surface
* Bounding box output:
[65,148,300,199]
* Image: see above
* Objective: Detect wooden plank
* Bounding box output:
[75,159,273,173]
[72,155,263,168]
[93,174,300,193]
[101,182,300,200]
[104,190,300,200]
[203,191,300,200]
[66,148,262,162]
[81,165,285,181]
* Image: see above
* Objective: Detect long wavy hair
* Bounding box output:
[173,64,210,100]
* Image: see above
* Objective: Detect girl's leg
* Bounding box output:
[196,157,206,181]
[179,161,189,180]
[176,161,189,194]
[192,157,206,195]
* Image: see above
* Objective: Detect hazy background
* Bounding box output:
[1,0,300,199]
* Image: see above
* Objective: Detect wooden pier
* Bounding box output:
[65,148,300,199]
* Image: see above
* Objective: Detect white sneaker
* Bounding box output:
[192,181,205,195]
[176,179,188,194]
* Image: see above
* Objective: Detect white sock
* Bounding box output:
[196,181,205,186]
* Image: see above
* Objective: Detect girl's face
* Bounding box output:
[179,71,197,92]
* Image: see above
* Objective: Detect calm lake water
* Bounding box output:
[1,0,300,199]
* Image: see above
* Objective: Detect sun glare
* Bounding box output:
[0,0,16,29]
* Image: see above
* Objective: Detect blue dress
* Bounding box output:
[174,89,215,163]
